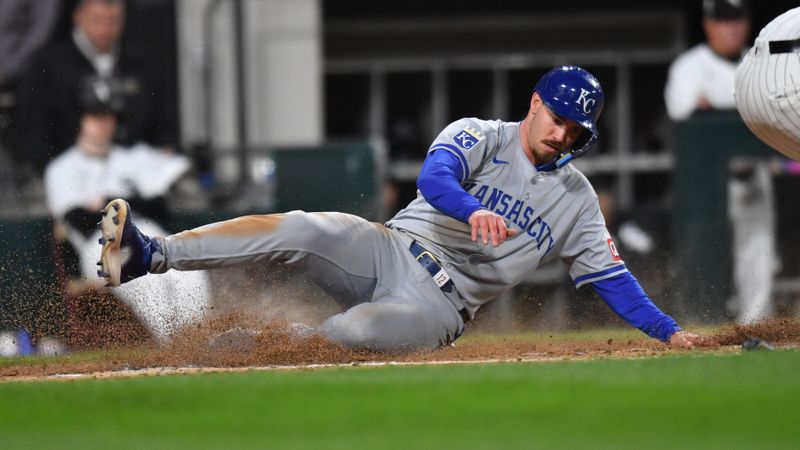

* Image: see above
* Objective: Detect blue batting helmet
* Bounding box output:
[534,65,604,168]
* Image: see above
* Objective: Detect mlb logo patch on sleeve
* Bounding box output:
[452,126,485,150]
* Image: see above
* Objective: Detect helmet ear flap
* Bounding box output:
[555,133,598,169]
[572,128,593,150]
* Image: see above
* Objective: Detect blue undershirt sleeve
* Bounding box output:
[417,150,485,223]
[591,272,681,342]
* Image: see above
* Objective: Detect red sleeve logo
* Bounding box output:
[607,238,622,262]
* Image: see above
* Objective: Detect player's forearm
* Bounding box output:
[591,272,681,342]
[417,150,484,223]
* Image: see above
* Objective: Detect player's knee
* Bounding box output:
[281,211,340,243]
[318,303,436,352]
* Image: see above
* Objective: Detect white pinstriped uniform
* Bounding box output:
[735,7,800,159]
[731,7,800,323]
[665,12,785,325]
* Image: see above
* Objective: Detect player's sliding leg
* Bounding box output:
[99,199,382,307]
[158,209,385,306]
[316,238,468,351]
[98,198,467,351]
[317,297,463,352]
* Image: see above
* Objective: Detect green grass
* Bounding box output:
[1,350,798,450]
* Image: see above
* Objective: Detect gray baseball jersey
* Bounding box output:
[387,117,627,316]
[145,117,625,351]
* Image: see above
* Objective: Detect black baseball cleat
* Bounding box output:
[97,199,162,287]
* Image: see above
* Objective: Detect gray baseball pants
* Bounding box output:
[149,211,466,352]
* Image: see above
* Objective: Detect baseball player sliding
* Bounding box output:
[97,65,701,352]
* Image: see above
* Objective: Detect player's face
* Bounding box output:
[80,112,117,155]
[704,18,750,59]
[524,93,585,165]
[74,1,124,53]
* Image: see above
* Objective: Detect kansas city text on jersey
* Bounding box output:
[464,182,555,255]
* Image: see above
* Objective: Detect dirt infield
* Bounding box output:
[2,317,799,382]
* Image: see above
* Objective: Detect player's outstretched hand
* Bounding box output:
[469,210,517,247]
[668,330,703,349]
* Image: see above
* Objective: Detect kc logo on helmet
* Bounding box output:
[577,88,596,114]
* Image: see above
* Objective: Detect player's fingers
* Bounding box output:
[481,219,490,245]
[670,331,696,349]
[471,221,478,242]
[685,332,703,345]
[496,217,508,244]
[507,227,518,236]
[487,216,499,246]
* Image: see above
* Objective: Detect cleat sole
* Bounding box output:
[98,199,128,287]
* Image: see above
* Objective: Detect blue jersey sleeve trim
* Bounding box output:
[417,150,485,223]
[591,272,681,342]
[574,264,628,287]
[430,143,470,182]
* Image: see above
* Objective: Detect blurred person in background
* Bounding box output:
[0,0,61,90]
[44,78,209,343]
[0,0,62,194]
[665,0,752,120]
[664,0,778,324]
[14,0,177,173]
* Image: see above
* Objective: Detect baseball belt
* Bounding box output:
[409,241,470,324]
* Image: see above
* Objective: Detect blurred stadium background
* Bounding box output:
[1,0,799,346]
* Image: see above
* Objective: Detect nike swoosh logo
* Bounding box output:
[492,156,510,165]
